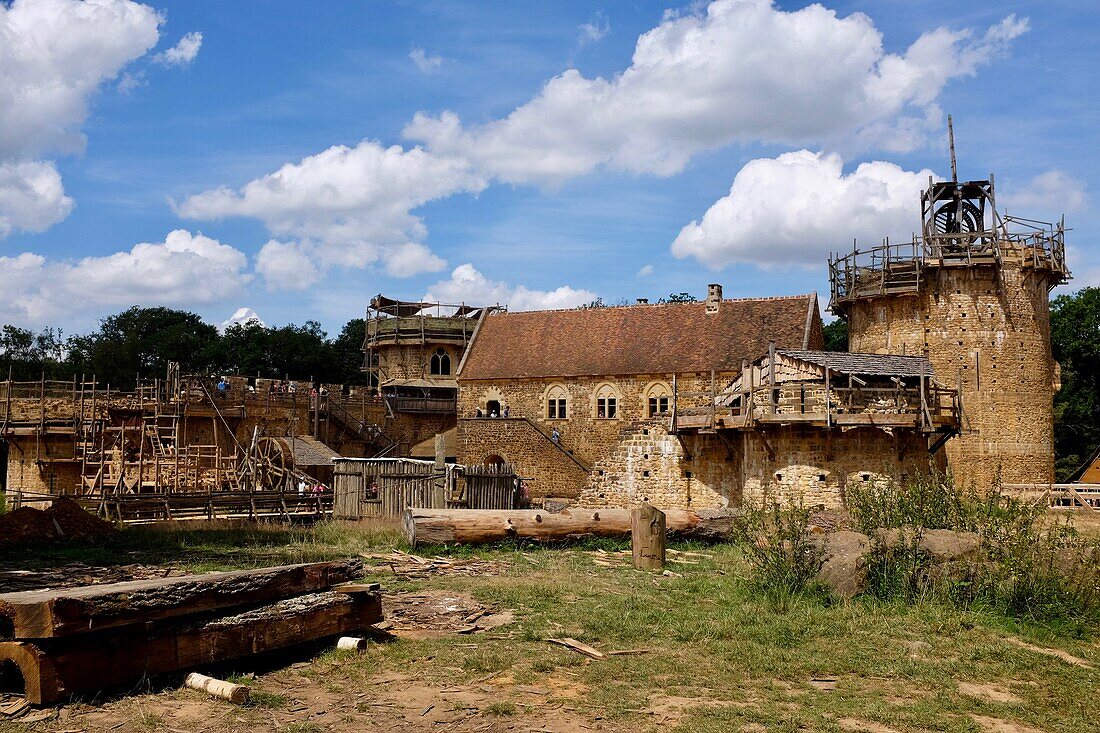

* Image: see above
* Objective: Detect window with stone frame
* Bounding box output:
[546,385,568,419]
[645,382,671,417]
[430,348,451,375]
[594,384,620,419]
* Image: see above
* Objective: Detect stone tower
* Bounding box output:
[828,148,1070,489]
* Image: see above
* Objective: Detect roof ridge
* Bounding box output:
[486,292,815,317]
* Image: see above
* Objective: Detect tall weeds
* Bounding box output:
[846,469,1100,630]
[734,502,826,600]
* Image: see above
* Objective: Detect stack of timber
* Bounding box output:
[403,507,743,547]
[77,489,333,525]
[0,559,379,706]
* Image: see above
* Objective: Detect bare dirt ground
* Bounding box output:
[1,520,1097,733]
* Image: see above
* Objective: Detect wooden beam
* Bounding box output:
[2,589,382,705]
[0,560,362,640]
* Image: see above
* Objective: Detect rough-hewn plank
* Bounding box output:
[0,560,362,640]
[3,589,382,705]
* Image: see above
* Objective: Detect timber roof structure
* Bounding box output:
[459,294,821,380]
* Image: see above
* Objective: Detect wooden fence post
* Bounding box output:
[631,504,666,571]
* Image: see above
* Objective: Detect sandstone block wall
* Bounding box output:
[457,417,589,498]
[742,425,935,509]
[578,420,738,509]
[458,373,729,470]
[846,262,1056,489]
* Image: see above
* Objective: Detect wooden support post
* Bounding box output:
[768,341,776,415]
[709,369,716,430]
[631,504,666,571]
[740,358,749,423]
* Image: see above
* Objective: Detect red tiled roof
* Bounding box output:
[459,294,821,380]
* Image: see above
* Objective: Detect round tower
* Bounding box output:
[828,164,1070,490]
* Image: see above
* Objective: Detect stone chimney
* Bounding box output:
[705,283,723,314]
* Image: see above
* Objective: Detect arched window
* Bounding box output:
[430,348,451,375]
[545,385,568,420]
[645,382,672,418]
[594,384,620,419]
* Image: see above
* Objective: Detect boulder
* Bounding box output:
[812,530,871,598]
[873,527,981,562]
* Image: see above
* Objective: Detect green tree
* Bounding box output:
[1051,287,1100,478]
[661,292,698,303]
[66,307,221,388]
[823,318,848,352]
[332,318,367,384]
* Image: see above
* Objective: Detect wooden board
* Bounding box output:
[0,560,362,640]
[2,589,382,705]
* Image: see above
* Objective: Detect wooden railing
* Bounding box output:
[674,376,959,433]
[1001,483,1100,511]
[390,396,457,413]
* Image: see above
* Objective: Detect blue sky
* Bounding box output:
[1,0,1096,334]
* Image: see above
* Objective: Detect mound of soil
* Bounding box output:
[0,498,115,547]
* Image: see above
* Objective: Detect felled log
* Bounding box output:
[403,507,742,547]
[1,589,382,705]
[184,672,249,704]
[0,560,362,640]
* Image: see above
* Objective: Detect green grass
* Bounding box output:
[1,520,1097,733]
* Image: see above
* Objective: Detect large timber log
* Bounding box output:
[1,587,382,705]
[403,507,742,547]
[0,559,362,640]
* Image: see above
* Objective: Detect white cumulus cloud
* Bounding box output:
[254,239,324,292]
[0,161,74,237]
[405,0,1026,185]
[1003,170,1087,216]
[671,150,936,269]
[221,307,265,331]
[154,31,203,67]
[425,263,596,311]
[0,230,251,325]
[409,47,444,73]
[179,140,484,287]
[0,0,162,237]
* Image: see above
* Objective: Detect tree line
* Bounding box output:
[0,306,367,389]
[3,289,1099,478]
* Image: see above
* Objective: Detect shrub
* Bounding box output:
[734,502,826,598]
[850,468,1100,628]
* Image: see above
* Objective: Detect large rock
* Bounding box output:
[812,530,871,598]
[873,528,981,562]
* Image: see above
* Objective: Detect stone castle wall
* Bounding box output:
[375,343,461,382]
[741,425,937,508]
[576,421,934,511]
[578,420,738,509]
[846,263,1056,489]
[458,373,728,469]
[457,417,589,499]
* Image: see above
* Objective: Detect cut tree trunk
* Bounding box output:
[403,507,742,547]
[0,560,362,640]
[1,589,382,705]
[631,505,666,571]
